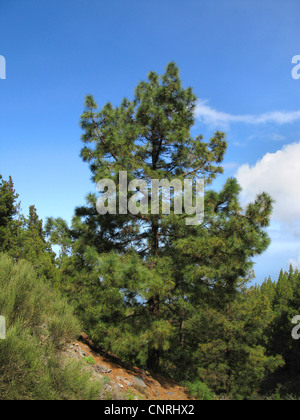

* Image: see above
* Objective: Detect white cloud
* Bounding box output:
[236,142,300,225]
[236,143,300,274]
[195,100,300,127]
[289,255,300,270]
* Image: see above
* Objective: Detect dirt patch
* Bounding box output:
[64,334,191,401]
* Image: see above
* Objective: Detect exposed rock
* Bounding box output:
[104,384,113,392]
[117,376,133,387]
[94,364,112,374]
[123,379,133,387]
[131,376,147,389]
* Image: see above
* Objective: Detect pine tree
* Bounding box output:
[0,176,57,282]
[21,206,57,281]
[78,63,228,370]
[260,266,300,395]
[48,63,275,378]
[184,286,283,398]
[0,175,21,255]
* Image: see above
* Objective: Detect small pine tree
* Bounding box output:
[0,175,21,255]
[21,206,57,281]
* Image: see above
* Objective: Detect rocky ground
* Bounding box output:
[64,334,192,401]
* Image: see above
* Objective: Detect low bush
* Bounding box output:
[183,380,216,401]
[0,254,102,400]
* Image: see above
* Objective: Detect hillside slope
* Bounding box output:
[65,334,191,401]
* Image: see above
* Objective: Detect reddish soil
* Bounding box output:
[66,334,191,401]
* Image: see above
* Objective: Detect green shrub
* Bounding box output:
[0,254,102,400]
[84,356,96,366]
[183,380,215,401]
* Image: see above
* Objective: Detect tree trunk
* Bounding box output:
[147,347,160,372]
[147,293,160,371]
[147,140,162,371]
[180,320,185,350]
[147,215,161,371]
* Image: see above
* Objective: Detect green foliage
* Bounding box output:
[125,390,141,401]
[0,64,288,400]
[43,63,278,399]
[0,175,21,255]
[20,206,58,282]
[0,176,58,283]
[0,63,297,400]
[258,266,300,397]
[0,254,102,400]
[183,380,215,401]
[84,356,96,366]
[165,286,283,398]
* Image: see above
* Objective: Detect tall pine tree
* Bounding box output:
[47,63,275,378]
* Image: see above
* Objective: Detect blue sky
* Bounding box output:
[0,0,299,283]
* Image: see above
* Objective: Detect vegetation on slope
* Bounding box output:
[0,254,102,400]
